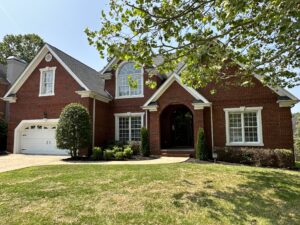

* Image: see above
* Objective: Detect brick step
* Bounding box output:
[161,152,191,157]
[161,149,194,157]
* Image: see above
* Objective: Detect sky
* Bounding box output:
[0,0,299,112]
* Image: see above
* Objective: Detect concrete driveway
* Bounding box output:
[0,154,189,173]
[0,154,68,173]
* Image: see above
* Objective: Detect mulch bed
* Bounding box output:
[62,155,159,162]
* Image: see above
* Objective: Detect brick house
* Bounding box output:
[2,44,299,156]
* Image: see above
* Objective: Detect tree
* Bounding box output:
[0,34,44,64]
[56,103,92,158]
[86,0,300,91]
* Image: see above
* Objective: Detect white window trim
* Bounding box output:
[39,67,56,97]
[224,106,264,146]
[114,112,145,141]
[115,61,144,99]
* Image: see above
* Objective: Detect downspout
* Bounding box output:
[145,110,148,129]
[92,97,96,149]
[210,105,214,157]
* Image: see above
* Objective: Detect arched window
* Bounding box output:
[116,62,143,98]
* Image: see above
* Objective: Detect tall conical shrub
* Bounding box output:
[141,127,150,156]
[196,128,206,160]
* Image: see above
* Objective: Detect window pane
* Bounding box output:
[41,70,54,94]
[244,112,258,142]
[245,127,258,142]
[229,113,242,142]
[118,63,142,97]
[131,116,141,141]
[244,112,257,127]
[119,117,129,142]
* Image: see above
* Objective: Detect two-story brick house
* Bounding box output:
[2,44,299,156]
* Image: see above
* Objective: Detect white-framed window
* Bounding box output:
[115,112,144,142]
[115,62,143,98]
[39,67,56,96]
[224,107,263,146]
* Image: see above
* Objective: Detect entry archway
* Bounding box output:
[160,104,194,149]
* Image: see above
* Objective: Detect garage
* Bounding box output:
[16,120,69,155]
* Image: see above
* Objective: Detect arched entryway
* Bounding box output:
[160,104,194,149]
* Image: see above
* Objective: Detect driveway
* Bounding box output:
[0,154,189,173]
[0,154,68,173]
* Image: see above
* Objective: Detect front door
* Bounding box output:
[171,108,194,147]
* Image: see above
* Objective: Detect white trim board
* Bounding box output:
[76,90,111,103]
[143,73,211,108]
[3,44,89,101]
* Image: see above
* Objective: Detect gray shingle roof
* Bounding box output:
[0,64,9,84]
[48,44,110,99]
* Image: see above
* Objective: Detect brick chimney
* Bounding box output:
[6,56,27,85]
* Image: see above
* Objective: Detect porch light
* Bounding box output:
[212,152,218,163]
[43,112,48,121]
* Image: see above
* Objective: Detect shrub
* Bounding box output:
[274,149,295,168]
[141,127,150,156]
[215,147,294,168]
[56,103,92,158]
[103,149,114,161]
[114,151,125,160]
[128,141,141,155]
[294,116,300,160]
[0,119,7,151]
[92,147,103,160]
[196,128,208,160]
[112,145,123,154]
[124,146,133,159]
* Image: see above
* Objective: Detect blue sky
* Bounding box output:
[0,0,299,112]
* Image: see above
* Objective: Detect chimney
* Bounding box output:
[6,56,27,85]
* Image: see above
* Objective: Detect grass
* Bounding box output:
[0,163,299,225]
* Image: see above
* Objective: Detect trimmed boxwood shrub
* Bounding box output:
[56,103,92,158]
[196,128,204,160]
[215,147,295,168]
[112,145,123,154]
[124,146,133,159]
[141,127,150,156]
[92,147,103,160]
[103,149,114,161]
[114,151,125,160]
[128,141,140,155]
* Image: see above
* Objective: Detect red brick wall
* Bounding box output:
[7,53,92,153]
[198,78,294,150]
[94,100,114,146]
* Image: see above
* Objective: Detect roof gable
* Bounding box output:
[143,74,211,109]
[3,44,111,101]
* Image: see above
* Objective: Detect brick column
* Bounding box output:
[149,111,160,155]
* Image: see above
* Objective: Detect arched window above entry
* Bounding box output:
[116,62,143,98]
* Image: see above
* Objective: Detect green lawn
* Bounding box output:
[0,163,299,225]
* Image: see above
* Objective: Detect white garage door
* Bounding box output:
[20,124,69,155]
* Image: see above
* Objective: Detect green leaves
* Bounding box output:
[0,34,44,64]
[86,0,300,89]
